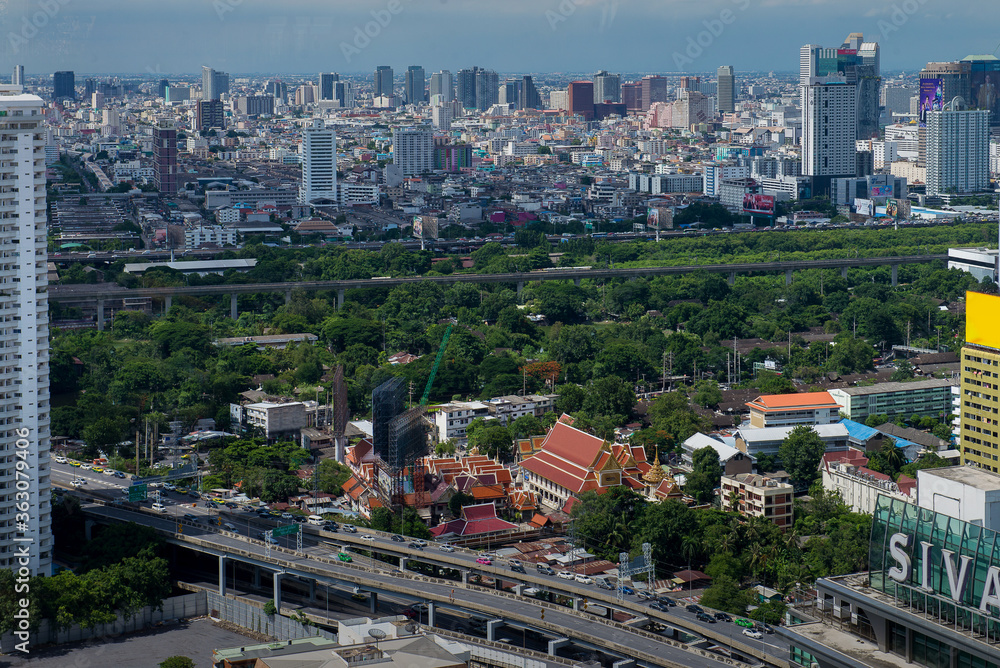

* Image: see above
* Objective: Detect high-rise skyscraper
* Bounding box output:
[299,119,337,205]
[960,291,1000,473]
[499,80,519,106]
[801,76,858,183]
[429,71,453,102]
[962,54,1000,128]
[52,71,74,100]
[0,87,50,576]
[622,82,643,112]
[456,68,477,109]
[374,66,394,99]
[640,76,668,111]
[456,67,498,111]
[153,118,177,195]
[593,71,621,104]
[520,76,541,110]
[926,102,989,196]
[802,35,881,140]
[335,81,354,108]
[201,66,229,101]
[567,81,595,120]
[319,73,339,101]
[196,99,225,132]
[404,66,425,104]
[265,80,288,101]
[12,66,23,87]
[392,126,434,176]
[717,65,736,113]
[157,79,169,99]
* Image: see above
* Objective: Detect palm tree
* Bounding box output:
[681,534,701,576]
[718,532,735,556]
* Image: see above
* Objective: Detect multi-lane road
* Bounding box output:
[53,460,790,667]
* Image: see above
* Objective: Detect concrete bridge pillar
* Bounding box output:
[337,288,345,310]
[841,266,849,279]
[573,278,581,287]
[368,592,378,614]
[400,557,407,572]
[230,294,238,320]
[461,570,469,585]
[308,579,315,603]
[891,264,899,287]
[427,602,436,628]
[165,295,172,312]
[253,565,260,589]
[218,555,227,597]
[785,269,793,286]
[516,281,524,297]
[96,300,105,331]
[273,572,282,611]
[728,271,736,286]
[285,289,292,304]
[84,519,96,541]
[548,638,570,656]
[486,619,502,642]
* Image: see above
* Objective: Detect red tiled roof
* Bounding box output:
[747,391,838,412]
[429,502,518,537]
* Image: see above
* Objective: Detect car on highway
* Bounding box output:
[390,534,405,542]
[103,468,116,476]
[71,479,86,487]
[182,514,198,522]
[685,604,704,614]
[734,618,754,628]
[509,561,526,573]
[222,522,236,531]
[163,483,176,491]
[649,601,672,613]
[742,629,763,640]
[438,543,455,552]
[80,463,92,470]
[114,471,126,478]
[151,503,167,513]
[522,587,541,597]
[557,571,574,580]
[407,542,424,550]
[361,534,375,541]
[574,574,593,585]
[337,552,353,563]
[696,612,716,623]
[714,612,732,622]
[757,623,775,634]
[54,456,67,464]
[341,524,357,533]
[280,512,294,520]
[92,466,104,473]
[475,557,492,565]
[619,586,635,595]
[536,564,555,576]
[69,460,81,467]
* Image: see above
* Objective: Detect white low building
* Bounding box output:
[434,401,491,442]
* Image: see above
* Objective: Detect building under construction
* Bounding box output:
[371,377,429,507]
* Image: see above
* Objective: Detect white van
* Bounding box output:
[307,515,324,526]
[151,503,167,513]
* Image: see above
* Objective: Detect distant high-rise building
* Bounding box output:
[83,78,97,99]
[429,71,453,102]
[962,54,1000,127]
[265,80,288,101]
[91,92,105,110]
[12,65,23,86]
[593,70,621,104]
[882,84,917,116]
[335,81,354,108]
[549,90,568,112]
[520,76,541,110]
[319,73,339,101]
[801,76,858,185]
[567,81,595,120]
[640,76,668,111]
[52,71,74,100]
[157,79,169,99]
[393,126,434,176]
[404,66,425,104]
[153,118,177,195]
[432,104,453,131]
[196,99,225,132]
[456,67,498,111]
[236,95,275,117]
[456,68,477,109]
[0,88,50,576]
[374,65,394,99]
[299,119,337,205]
[926,103,989,196]
[499,80,519,107]
[717,65,736,113]
[201,66,229,101]
[622,82,643,112]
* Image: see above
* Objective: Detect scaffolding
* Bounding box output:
[332,365,348,462]
[372,376,405,461]
[386,406,428,506]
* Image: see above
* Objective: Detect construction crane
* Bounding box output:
[420,325,452,406]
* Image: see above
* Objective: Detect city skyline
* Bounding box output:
[2,0,995,74]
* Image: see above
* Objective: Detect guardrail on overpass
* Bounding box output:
[51,254,946,331]
[80,501,784,668]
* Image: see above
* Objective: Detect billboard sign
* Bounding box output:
[412,216,439,240]
[646,206,674,230]
[966,291,1000,349]
[920,78,943,125]
[743,193,775,216]
[870,185,892,198]
[854,198,874,216]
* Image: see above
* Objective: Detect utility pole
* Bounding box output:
[661,351,667,392]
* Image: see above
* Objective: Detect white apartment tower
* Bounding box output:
[298,119,337,205]
[926,104,989,196]
[801,77,858,177]
[392,127,434,176]
[429,71,453,102]
[0,88,51,576]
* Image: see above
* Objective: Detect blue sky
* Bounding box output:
[2,0,994,76]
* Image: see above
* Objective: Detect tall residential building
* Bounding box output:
[567,81,595,120]
[196,99,225,132]
[201,66,229,101]
[236,95,275,117]
[0,88,51,575]
[960,291,1000,473]
[335,81,354,109]
[926,103,989,196]
[640,76,668,111]
[432,104,453,132]
[801,76,858,182]
[499,80,519,107]
[717,65,736,113]
[52,71,74,100]
[622,82,643,112]
[456,67,498,111]
[593,70,621,104]
[265,80,288,101]
[801,35,881,140]
[429,70,453,101]
[157,79,169,99]
[392,126,434,176]
[404,66,425,104]
[374,66,394,99]
[299,119,337,205]
[962,54,1000,127]
[12,66,23,87]
[153,118,177,195]
[920,61,972,112]
[456,68,477,109]
[319,72,339,101]
[520,76,541,110]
